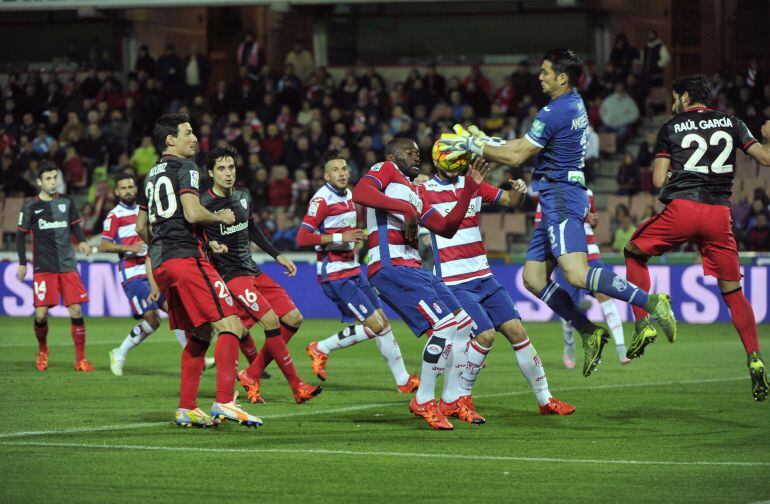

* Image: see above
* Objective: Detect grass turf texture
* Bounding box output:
[0,317,768,503]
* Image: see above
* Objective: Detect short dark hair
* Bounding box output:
[205,146,239,172]
[320,149,344,169]
[384,137,416,158]
[36,160,58,179]
[672,74,711,105]
[153,113,191,149]
[543,48,583,87]
[114,172,136,186]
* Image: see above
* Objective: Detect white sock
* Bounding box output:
[174,329,187,348]
[415,315,455,404]
[441,311,473,403]
[600,299,625,348]
[373,327,410,386]
[317,325,374,354]
[513,338,551,406]
[117,320,155,358]
[561,319,575,347]
[460,338,490,394]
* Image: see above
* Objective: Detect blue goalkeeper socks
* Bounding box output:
[586,267,649,308]
[539,282,593,334]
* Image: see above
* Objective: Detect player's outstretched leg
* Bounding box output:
[410,315,456,430]
[308,324,375,381]
[110,319,158,376]
[748,352,769,402]
[440,311,483,425]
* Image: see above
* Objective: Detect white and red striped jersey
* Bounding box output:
[101,203,148,283]
[535,187,600,261]
[300,183,361,282]
[361,161,431,277]
[417,176,503,285]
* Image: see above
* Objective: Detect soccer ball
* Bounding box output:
[432,140,471,173]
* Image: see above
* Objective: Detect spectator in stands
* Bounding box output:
[285,42,315,83]
[237,31,261,76]
[130,136,157,179]
[62,145,86,191]
[32,127,54,156]
[616,151,641,195]
[510,60,539,105]
[745,213,769,251]
[135,44,156,77]
[578,60,602,101]
[424,63,446,98]
[641,30,670,87]
[268,164,292,208]
[612,205,637,252]
[156,43,182,84]
[291,168,311,217]
[80,202,97,237]
[746,197,770,232]
[609,33,638,79]
[600,83,639,149]
[183,43,211,99]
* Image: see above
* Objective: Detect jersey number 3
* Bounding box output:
[681,131,733,174]
[145,176,178,223]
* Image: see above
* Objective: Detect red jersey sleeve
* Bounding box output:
[477,181,503,205]
[361,161,397,191]
[301,196,328,231]
[101,212,119,242]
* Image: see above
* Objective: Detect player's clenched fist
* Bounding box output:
[342,229,364,243]
[216,208,236,225]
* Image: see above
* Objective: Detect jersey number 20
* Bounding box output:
[681,131,733,174]
[145,176,178,223]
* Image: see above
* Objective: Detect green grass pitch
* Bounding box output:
[0,317,768,503]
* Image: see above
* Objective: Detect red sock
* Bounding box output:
[179,337,209,410]
[625,253,651,321]
[239,333,258,364]
[215,332,240,404]
[34,320,48,352]
[280,321,299,343]
[722,289,759,354]
[262,328,301,389]
[71,318,86,361]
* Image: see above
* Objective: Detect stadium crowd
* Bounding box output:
[0,32,768,252]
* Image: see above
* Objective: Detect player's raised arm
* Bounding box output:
[421,157,490,238]
[352,162,418,221]
[746,120,770,167]
[495,179,528,207]
[439,124,542,168]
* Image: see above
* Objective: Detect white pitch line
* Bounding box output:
[0,376,745,440]
[1,440,767,468]
[0,339,179,348]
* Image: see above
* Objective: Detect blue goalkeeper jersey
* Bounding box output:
[524,88,589,189]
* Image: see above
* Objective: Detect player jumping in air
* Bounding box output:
[439,48,676,377]
[418,158,575,416]
[535,188,630,367]
[623,74,770,401]
[353,138,489,430]
[16,161,93,372]
[298,149,419,393]
[136,114,260,428]
[200,146,321,405]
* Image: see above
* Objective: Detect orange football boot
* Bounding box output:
[73,359,94,372]
[397,373,420,394]
[539,397,576,416]
[306,342,328,381]
[458,395,486,424]
[409,397,453,430]
[293,382,322,404]
[36,350,48,371]
[237,370,266,404]
[439,397,484,425]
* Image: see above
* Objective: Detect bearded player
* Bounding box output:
[16,161,93,372]
[419,144,575,417]
[624,74,770,401]
[353,137,489,430]
[439,48,676,378]
[136,114,260,428]
[200,146,321,405]
[298,149,419,393]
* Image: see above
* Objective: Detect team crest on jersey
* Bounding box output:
[240,198,247,209]
[612,277,628,292]
[531,119,545,136]
[190,170,200,189]
[225,295,234,306]
[250,302,259,312]
[58,204,67,213]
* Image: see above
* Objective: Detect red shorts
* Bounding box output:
[227,273,298,329]
[630,199,741,281]
[153,257,239,331]
[33,271,88,308]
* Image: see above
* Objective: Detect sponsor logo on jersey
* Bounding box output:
[220,221,248,235]
[426,344,442,355]
[38,219,68,230]
[34,209,44,214]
